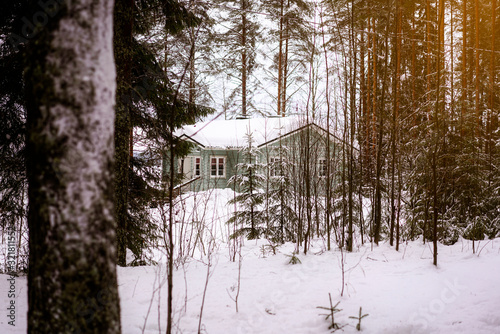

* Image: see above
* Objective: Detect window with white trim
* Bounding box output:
[210,156,226,177]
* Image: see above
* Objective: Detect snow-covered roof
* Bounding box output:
[177,116,317,148]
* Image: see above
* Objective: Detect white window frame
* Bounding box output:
[210,156,226,178]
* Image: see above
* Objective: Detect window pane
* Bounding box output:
[211,158,216,175]
[178,159,184,173]
[218,158,224,176]
[210,157,225,177]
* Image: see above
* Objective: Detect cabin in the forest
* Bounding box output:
[170,116,344,193]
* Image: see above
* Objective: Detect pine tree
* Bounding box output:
[214,0,262,117]
[261,0,311,116]
[164,0,215,108]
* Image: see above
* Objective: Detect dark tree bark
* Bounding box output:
[390,0,401,248]
[114,0,134,267]
[489,0,497,156]
[25,0,121,332]
[347,1,356,252]
[462,0,467,135]
[475,0,481,136]
[432,0,445,266]
[320,11,332,251]
[373,2,390,246]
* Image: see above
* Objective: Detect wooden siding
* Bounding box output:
[171,125,344,193]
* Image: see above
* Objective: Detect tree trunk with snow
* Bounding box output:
[24,0,121,332]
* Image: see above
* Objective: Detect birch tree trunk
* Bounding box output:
[25,0,121,332]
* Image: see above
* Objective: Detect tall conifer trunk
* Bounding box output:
[433,0,445,266]
[475,0,481,137]
[347,1,356,252]
[390,0,401,248]
[241,0,248,117]
[489,0,497,156]
[462,0,467,134]
[114,0,134,267]
[320,10,332,250]
[374,0,391,245]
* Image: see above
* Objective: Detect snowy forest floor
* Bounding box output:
[2,236,500,333]
[117,237,500,334]
[1,190,500,333]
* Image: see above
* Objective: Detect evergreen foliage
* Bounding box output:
[113,0,213,265]
[317,294,344,332]
[228,132,265,239]
[0,0,30,271]
[213,0,263,117]
[285,252,301,265]
[264,145,298,243]
[349,307,369,331]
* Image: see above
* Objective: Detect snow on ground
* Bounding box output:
[1,189,500,334]
[115,238,500,334]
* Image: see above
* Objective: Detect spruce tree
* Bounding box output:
[265,145,298,243]
[228,131,265,239]
[113,0,212,265]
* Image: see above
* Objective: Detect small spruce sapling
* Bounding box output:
[285,252,301,264]
[260,243,278,257]
[266,242,279,255]
[227,131,265,239]
[349,307,369,331]
[317,293,344,332]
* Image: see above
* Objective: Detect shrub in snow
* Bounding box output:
[349,307,369,331]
